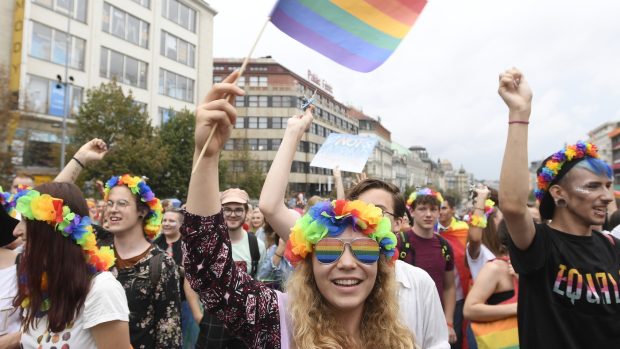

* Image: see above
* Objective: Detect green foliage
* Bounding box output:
[73,81,169,190]
[222,147,266,199]
[74,81,152,146]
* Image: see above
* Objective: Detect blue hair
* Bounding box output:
[574,157,613,178]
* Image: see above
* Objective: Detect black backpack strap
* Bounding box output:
[248,233,260,278]
[149,249,165,286]
[397,231,416,265]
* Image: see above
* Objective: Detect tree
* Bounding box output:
[72,81,169,190]
[0,65,19,188]
[222,146,266,199]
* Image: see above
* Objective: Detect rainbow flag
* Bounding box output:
[270,0,427,72]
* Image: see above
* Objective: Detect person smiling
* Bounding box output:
[182,71,415,348]
[498,68,620,348]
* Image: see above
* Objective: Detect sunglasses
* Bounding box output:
[314,237,381,264]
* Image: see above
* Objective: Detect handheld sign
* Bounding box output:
[310,133,378,173]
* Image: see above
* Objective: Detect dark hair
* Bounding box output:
[346,179,406,218]
[412,195,441,210]
[606,210,620,232]
[481,210,508,256]
[15,182,92,333]
[443,195,457,210]
[494,218,510,256]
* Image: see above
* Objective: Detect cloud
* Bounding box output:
[209,0,620,179]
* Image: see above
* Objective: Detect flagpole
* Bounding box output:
[192,17,271,174]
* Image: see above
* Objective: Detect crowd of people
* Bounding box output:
[1,68,619,348]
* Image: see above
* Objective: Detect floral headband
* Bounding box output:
[104,174,162,240]
[407,188,444,206]
[535,141,600,201]
[1,185,32,218]
[15,189,115,273]
[284,199,397,265]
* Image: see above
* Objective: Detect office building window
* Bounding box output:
[159,107,175,124]
[102,3,149,48]
[130,0,150,8]
[258,139,268,150]
[224,140,234,150]
[271,96,282,107]
[248,76,268,87]
[271,117,282,129]
[248,139,259,151]
[235,96,245,107]
[247,117,258,128]
[270,139,281,150]
[248,96,258,107]
[133,101,147,113]
[213,75,223,83]
[162,0,197,32]
[258,96,268,107]
[27,75,82,117]
[100,47,148,88]
[235,117,244,128]
[158,69,194,102]
[160,31,196,67]
[258,117,268,129]
[33,0,87,22]
[30,22,85,70]
[232,160,244,172]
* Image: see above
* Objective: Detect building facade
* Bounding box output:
[214,58,359,196]
[348,108,393,183]
[1,0,215,178]
[588,121,620,166]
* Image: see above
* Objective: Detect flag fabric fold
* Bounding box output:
[270,0,427,72]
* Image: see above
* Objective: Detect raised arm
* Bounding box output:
[258,107,313,241]
[497,68,536,250]
[54,138,108,183]
[333,166,345,200]
[467,186,490,259]
[463,261,517,322]
[182,71,281,347]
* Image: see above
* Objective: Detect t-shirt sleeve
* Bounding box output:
[507,223,548,275]
[82,272,130,329]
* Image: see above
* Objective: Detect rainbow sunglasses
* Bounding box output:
[314,237,381,264]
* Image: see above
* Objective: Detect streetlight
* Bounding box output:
[56,74,74,169]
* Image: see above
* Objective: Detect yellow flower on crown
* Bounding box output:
[31,194,57,222]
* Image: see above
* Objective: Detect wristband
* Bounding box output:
[446,322,454,328]
[508,120,529,125]
[274,253,283,258]
[72,157,85,168]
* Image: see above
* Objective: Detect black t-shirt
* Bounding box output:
[508,223,620,348]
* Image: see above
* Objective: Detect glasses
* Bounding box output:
[223,208,245,216]
[382,210,396,218]
[106,200,131,209]
[314,237,380,264]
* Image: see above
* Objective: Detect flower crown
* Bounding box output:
[284,200,397,265]
[104,174,162,240]
[407,188,444,206]
[1,185,32,218]
[535,141,600,201]
[15,189,115,273]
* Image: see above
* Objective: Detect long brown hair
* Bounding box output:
[15,182,92,333]
[286,257,415,348]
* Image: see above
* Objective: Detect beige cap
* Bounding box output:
[220,188,249,205]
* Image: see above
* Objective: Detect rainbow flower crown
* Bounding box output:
[15,189,115,273]
[104,174,162,240]
[407,188,444,206]
[535,141,599,201]
[1,185,32,217]
[464,199,496,229]
[284,199,397,265]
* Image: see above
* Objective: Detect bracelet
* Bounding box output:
[274,253,283,258]
[508,120,529,125]
[72,157,85,168]
[446,322,454,328]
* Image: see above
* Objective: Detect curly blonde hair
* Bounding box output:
[285,257,416,349]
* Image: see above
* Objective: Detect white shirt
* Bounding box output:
[0,264,20,336]
[466,243,496,281]
[231,231,267,275]
[20,272,129,349]
[610,226,620,240]
[395,260,450,349]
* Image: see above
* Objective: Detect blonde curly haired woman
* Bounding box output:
[181,71,416,349]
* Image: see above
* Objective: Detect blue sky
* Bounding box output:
[207,0,620,180]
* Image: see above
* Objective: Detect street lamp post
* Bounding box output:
[58,0,74,170]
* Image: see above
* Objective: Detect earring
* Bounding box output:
[555,199,567,208]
